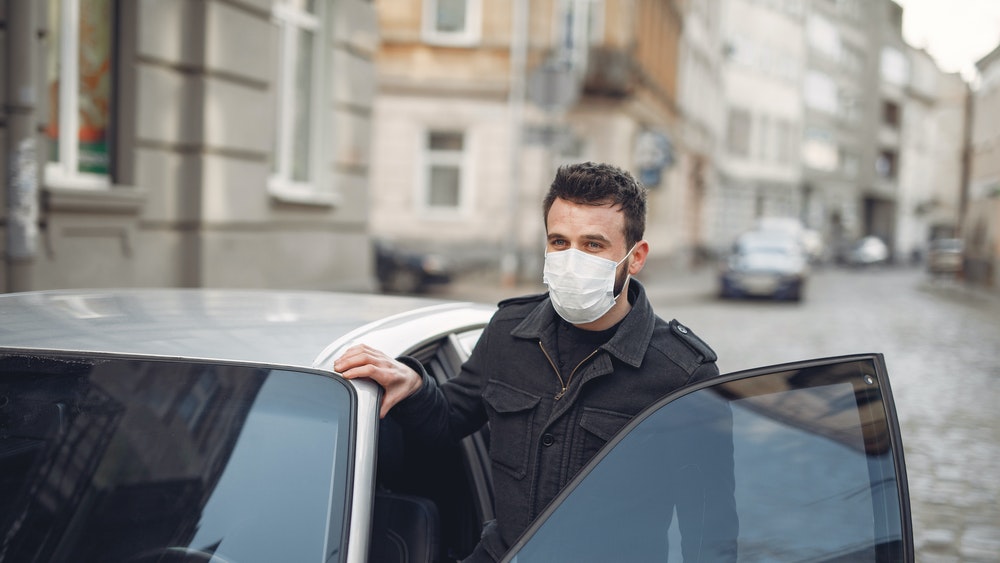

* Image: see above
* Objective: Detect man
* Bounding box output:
[335,162,726,561]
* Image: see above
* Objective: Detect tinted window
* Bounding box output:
[507,357,908,562]
[0,354,353,563]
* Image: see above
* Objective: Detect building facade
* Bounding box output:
[965,43,1000,291]
[896,47,967,262]
[799,0,872,258]
[676,0,724,265]
[713,0,806,250]
[370,0,699,281]
[1,0,378,293]
[860,0,908,259]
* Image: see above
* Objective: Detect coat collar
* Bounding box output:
[510,279,656,368]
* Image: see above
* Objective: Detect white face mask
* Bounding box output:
[542,245,635,325]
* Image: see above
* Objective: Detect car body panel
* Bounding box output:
[0,289,490,370]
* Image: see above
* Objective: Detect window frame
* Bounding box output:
[421,0,483,47]
[45,0,116,190]
[0,351,356,562]
[268,0,333,205]
[552,0,604,73]
[726,108,752,157]
[418,128,473,218]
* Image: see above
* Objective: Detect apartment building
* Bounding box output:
[1,0,378,293]
[896,47,967,262]
[714,0,806,249]
[965,43,1000,290]
[370,0,701,281]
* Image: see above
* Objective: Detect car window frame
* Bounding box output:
[501,352,913,562]
[0,347,361,563]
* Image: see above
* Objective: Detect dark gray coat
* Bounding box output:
[393,280,720,560]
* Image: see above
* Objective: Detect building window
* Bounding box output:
[840,149,859,178]
[774,119,795,164]
[882,100,900,128]
[880,47,908,85]
[802,127,838,172]
[804,70,838,114]
[806,14,840,60]
[726,109,751,157]
[555,0,604,72]
[422,130,467,213]
[270,0,327,201]
[876,150,897,179]
[46,0,115,188]
[422,0,482,46]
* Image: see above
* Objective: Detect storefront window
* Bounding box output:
[46,0,114,186]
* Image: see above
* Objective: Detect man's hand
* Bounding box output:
[334,344,423,418]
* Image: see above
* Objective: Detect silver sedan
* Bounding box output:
[0,289,914,562]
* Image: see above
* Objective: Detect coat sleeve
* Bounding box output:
[389,316,495,447]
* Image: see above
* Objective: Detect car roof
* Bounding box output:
[0,289,494,369]
[737,231,800,248]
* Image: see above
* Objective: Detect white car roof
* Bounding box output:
[0,289,494,369]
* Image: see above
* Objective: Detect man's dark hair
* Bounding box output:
[543,162,648,247]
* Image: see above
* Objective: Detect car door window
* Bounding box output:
[504,355,910,562]
[0,353,353,563]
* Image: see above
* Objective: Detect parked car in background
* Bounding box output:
[375,240,453,293]
[755,217,826,263]
[926,238,964,275]
[845,236,890,267]
[719,231,809,301]
[1,289,913,562]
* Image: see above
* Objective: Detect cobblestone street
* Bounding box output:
[440,263,1000,562]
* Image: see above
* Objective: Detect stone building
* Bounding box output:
[369,0,703,281]
[676,0,725,265]
[1,0,378,293]
[896,47,967,262]
[964,43,1000,291]
[714,0,806,250]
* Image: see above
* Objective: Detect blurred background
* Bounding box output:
[2,0,999,295]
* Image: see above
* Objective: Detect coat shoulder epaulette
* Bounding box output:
[668,319,718,363]
[497,292,548,309]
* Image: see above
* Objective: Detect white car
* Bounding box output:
[0,289,913,562]
[846,236,890,267]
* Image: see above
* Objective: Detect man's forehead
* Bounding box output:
[546,198,627,239]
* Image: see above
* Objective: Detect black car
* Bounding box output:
[375,240,453,293]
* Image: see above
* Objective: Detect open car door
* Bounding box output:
[503,354,912,562]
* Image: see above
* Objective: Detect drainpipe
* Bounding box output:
[501,0,528,287]
[957,81,973,235]
[4,0,40,292]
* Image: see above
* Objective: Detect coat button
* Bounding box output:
[541,433,555,447]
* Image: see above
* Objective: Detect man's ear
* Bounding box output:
[628,240,649,275]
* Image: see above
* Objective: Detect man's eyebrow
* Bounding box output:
[547,233,613,244]
[581,234,612,243]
